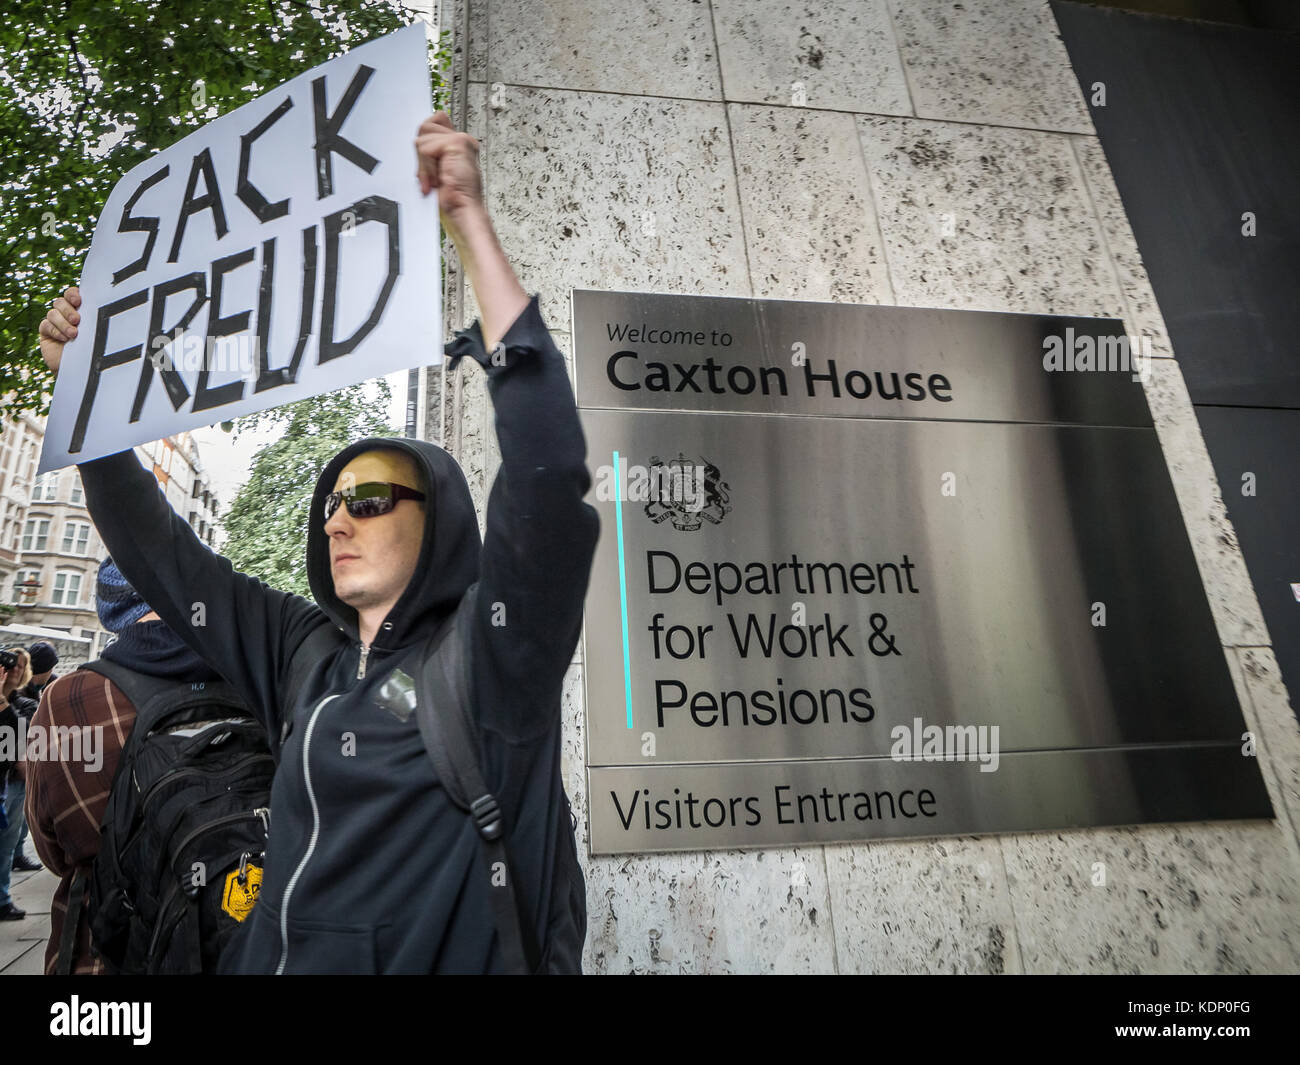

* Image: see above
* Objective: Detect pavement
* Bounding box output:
[0,845,59,976]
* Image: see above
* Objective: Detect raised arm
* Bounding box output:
[77,449,329,734]
[447,291,599,736]
[421,114,599,736]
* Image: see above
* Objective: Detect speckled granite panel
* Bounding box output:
[889,0,1093,133]
[466,77,487,144]
[1001,818,1300,973]
[424,356,444,448]
[996,597,1297,982]
[825,836,1022,973]
[857,115,1123,315]
[713,0,910,115]
[1239,647,1300,860]
[561,661,586,815]
[729,103,894,304]
[1072,135,1174,357]
[479,87,752,328]
[468,0,486,82]
[429,79,487,450]
[1142,359,1269,648]
[580,847,837,973]
[459,81,488,331]
[458,363,489,536]
[487,0,721,99]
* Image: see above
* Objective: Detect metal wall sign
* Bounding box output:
[572,289,1272,856]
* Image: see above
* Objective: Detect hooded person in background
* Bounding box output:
[37,111,600,973]
[24,642,59,703]
[24,559,224,973]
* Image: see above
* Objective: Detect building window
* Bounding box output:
[33,471,59,501]
[51,571,82,606]
[12,570,39,604]
[61,521,91,554]
[69,478,83,504]
[21,517,50,551]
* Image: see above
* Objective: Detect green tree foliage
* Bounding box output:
[220,380,394,597]
[0,0,450,420]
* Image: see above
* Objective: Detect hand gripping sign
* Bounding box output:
[39,22,439,473]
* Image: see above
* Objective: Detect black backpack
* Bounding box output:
[66,660,275,975]
[287,580,587,974]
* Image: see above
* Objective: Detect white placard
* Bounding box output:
[39,22,439,472]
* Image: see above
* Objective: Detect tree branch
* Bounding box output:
[66,28,91,139]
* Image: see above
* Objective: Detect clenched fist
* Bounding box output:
[415,112,485,242]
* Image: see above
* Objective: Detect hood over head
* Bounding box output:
[307,437,481,647]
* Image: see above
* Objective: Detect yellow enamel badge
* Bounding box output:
[222,865,262,922]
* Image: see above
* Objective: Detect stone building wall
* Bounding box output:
[428,0,1300,973]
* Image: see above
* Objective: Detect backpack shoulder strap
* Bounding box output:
[81,658,178,720]
[81,659,247,731]
[414,585,478,810]
[414,582,540,975]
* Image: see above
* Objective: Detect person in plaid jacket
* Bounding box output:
[24,559,221,974]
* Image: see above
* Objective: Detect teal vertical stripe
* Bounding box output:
[614,450,633,729]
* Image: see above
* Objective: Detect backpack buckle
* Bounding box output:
[470,795,503,841]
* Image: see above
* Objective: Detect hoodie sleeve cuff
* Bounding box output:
[443,292,551,379]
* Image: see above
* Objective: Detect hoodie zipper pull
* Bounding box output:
[357,643,370,679]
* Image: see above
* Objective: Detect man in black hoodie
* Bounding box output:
[37,112,599,973]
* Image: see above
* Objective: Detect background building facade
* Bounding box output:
[0,405,218,662]
[0,410,43,619]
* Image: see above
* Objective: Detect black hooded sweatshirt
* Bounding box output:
[77,293,599,973]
